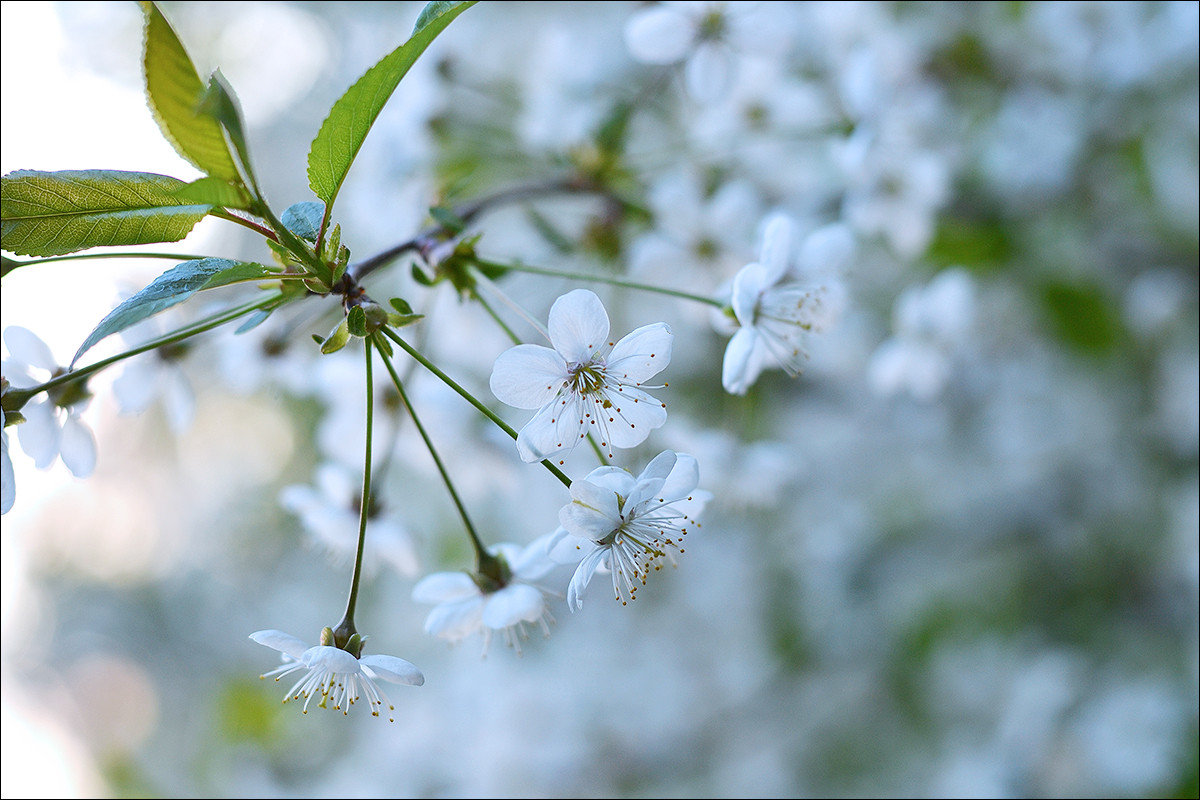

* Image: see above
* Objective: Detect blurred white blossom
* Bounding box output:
[2,326,97,478]
[412,534,558,652]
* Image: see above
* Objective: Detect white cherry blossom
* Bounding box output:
[412,533,557,654]
[111,316,196,435]
[551,450,708,610]
[868,268,976,402]
[623,1,792,103]
[490,289,672,463]
[2,326,97,478]
[250,629,423,720]
[721,214,851,394]
[279,462,419,578]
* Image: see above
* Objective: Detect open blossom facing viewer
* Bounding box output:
[412,533,557,654]
[490,289,673,463]
[551,450,709,610]
[250,630,424,721]
[721,214,850,395]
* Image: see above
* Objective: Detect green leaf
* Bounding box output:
[389,297,414,315]
[234,308,272,334]
[281,201,324,243]
[1,169,211,257]
[346,305,368,337]
[172,176,251,209]
[928,214,1013,272]
[320,319,351,354]
[306,0,476,210]
[141,1,240,181]
[1040,280,1125,355]
[197,70,256,187]
[72,257,277,365]
[2,256,23,278]
[387,312,424,328]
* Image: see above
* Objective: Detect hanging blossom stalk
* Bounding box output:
[375,336,557,652]
[251,339,423,718]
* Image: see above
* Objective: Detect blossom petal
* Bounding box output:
[570,476,622,520]
[547,289,609,364]
[250,629,311,660]
[1,443,13,515]
[511,532,557,580]
[607,323,673,384]
[4,326,59,372]
[548,528,588,564]
[489,344,566,409]
[684,41,733,103]
[624,5,694,64]
[560,484,620,541]
[482,584,545,629]
[637,449,678,485]
[567,546,608,611]
[731,262,769,326]
[302,645,359,672]
[112,359,158,414]
[659,452,700,503]
[599,386,667,449]
[424,597,484,641]
[412,571,478,603]
[360,654,425,686]
[515,398,584,463]
[758,213,796,284]
[17,401,60,468]
[722,326,760,395]
[59,414,97,478]
[579,465,636,497]
[798,222,855,276]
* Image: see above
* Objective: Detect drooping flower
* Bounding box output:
[279,462,419,577]
[2,326,97,477]
[111,316,196,435]
[249,630,423,721]
[412,533,558,654]
[551,450,709,610]
[490,289,672,463]
[720,214,850,395]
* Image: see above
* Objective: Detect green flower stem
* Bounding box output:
[474,257,724,309]
[2,251,213,277]
[336,338,375,640]
[586,433,610,465]
[377,326,572,489]
[17,292,282,403]
[374,337,490,563]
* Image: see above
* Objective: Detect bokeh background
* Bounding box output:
[2,1,1197,797]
